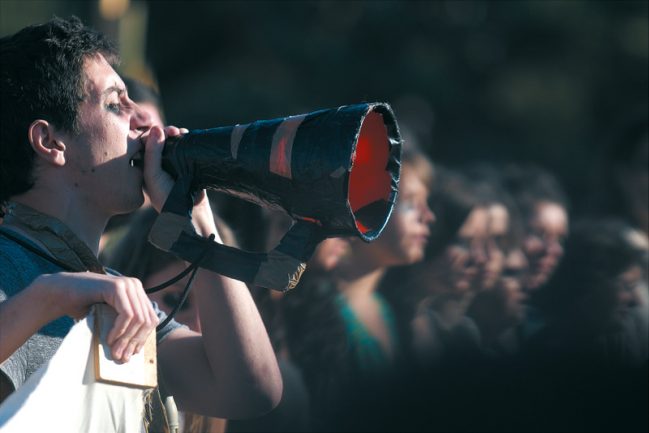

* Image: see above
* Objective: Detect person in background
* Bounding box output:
[380,167,486,370]
[526,219,648,367]
[226,217,348,433]
[500,164,570,343]
[501,164,570,293]
[515,219,649,432]
[465,173,529,358]
[278,236,354,433]
[283,149,435,431]
[121,76,166,128]
[462,163,521,293]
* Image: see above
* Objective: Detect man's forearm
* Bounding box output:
[161,197,282,417]
[0,278,62,364]
[194,269,282,413]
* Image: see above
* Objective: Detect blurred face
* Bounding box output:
[310,237,351,271]
[496,248,529,322]
[523,201,569,290]
[615,265,645,314]
[61,54,152,217]
[482,204,509,290]
[359,168,434,267]
[441,206,490,292]
[145,261,201,332]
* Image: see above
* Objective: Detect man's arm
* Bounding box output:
[144,126,282,418]
[0,272,159,366]
[0,275,62,365]
[157,270,282,419]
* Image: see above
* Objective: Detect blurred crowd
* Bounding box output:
[101,78,648,433]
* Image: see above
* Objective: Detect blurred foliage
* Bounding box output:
[1,0,647,214]
[143,0,648,211]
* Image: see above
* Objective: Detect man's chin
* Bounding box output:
[115,193,146,215]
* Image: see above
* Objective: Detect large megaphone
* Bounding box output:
[149,102,402,291]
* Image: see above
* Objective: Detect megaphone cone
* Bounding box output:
[150,102,402,291]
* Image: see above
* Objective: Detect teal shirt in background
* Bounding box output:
[335,292,400,379]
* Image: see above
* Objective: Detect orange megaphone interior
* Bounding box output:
[348,111,392,235]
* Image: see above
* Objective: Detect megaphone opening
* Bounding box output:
[348,110,394,239]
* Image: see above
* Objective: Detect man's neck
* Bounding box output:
[10,192,108,256]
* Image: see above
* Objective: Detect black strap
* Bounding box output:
[0,227,213,330]
[0,228,77,272]
[156,233,215,331]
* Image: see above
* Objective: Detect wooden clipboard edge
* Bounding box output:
[92,304,157,389]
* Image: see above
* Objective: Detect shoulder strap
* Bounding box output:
[0,227,76,272]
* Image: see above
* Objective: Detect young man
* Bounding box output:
[0,17,282,419]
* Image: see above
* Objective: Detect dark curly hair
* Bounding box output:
[500,163,569,221]
[538,218,647,321]
[0,16,118,207]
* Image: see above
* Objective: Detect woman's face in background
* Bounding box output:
[487,203,529,321]
[613,265,645,320]
[441,206,490,292]
[495,247,529,323]
[310,237,351,271]
[361,168,435,267]
[481,203,509,290]
[523,201,569,290]
[612,228,649,321]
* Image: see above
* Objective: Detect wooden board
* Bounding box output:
[93,304,157,389]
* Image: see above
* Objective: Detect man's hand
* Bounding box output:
[141,125,188,213]
[36,272,158,363]
[141,125,218,238]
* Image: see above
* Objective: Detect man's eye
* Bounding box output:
[106,103,121,114]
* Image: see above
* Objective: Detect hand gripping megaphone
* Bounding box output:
[149,102,402,291]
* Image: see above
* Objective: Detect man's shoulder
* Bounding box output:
[0,234,62,296]
[1,234,46,266]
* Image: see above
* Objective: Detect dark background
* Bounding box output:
[1,2,647,430]
[1,0,647,215]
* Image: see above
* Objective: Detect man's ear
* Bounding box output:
[28,119,66,167]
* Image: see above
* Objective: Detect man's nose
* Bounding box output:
[131,103,152,132]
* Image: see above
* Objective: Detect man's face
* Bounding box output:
[62,53,151,217]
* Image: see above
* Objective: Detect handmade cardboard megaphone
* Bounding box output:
[149,102,402,291]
